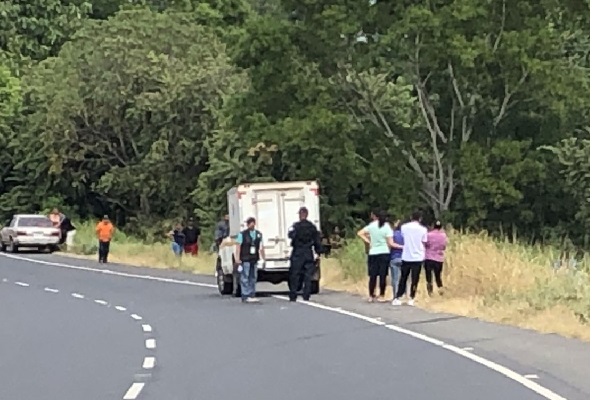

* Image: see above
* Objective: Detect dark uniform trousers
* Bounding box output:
[288,249,315,301]
[288,219,321,301]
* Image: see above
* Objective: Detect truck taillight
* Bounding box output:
[310,188,319,196]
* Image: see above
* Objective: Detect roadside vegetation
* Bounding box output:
[69,221,590,341]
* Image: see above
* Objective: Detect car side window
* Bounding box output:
[9,218,17,227]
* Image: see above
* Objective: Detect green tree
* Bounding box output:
[4,9,245,231]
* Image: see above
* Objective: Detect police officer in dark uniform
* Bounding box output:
[287,207,322,302]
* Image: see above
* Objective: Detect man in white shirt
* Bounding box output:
[393,210,428,306]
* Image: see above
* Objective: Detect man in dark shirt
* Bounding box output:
[287,207,323,302]
[213,213,230,251]
[182,218,201,256]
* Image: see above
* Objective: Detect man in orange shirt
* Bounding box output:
[96,215,115,263]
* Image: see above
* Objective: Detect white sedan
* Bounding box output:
[0,214,61,253]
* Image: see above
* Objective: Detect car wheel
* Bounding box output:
[8,239,18,253]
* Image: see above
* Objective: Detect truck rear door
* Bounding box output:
[253,189,285,260]
[253,187,305,261]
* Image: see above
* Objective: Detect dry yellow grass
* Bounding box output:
[70,222,590,341]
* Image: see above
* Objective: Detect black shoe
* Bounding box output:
[289,297,297,302]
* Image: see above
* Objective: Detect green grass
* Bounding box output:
[68,220,590,340]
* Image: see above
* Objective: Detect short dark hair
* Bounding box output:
[411,210,423,221]
[246,217,256,224]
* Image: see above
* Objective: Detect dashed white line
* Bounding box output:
[94,299,108,305]
[44,287,59,293]
[130,313,142,320]
[145,339,156,349]
[2,278,7,282]
[2,252,568,400]
[142,324,152,333]
[71,293,84,299]
[122,382,145,400]
[115,306,127,311]
[15,281,29,287]
[142,356,156,369]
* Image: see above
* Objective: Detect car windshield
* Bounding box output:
[18,217,53,228]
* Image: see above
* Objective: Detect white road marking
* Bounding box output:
[122,382,144,400]
[524,374,540,379]
[15,281,29,287]
[2,278,7,282]
[71,293,84,299]
[94,299,108,305]
[462,347,474,351]
[142,324,152,333]
[145,339,156,349]
[130,314,142,320]
[115,306,127,311]
[142,356,156,369]
[44,287,59,293]
[1,253,568,400]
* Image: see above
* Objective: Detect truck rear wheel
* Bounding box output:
[310,281,320,295]
[216,257,233,295]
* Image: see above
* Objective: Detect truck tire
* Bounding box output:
[310,280,320,295]
[216,257,233,295]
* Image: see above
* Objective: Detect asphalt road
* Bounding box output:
[0,253,567,400]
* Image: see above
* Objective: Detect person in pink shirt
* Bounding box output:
[424,220,448,295]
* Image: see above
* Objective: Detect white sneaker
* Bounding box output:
[407,299,415,307]
[246,297,260,303]
[391,298,403,306]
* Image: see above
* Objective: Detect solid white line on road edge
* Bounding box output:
[2,253,568,400]
[94,299,108,305]
[123,382,145,400]
[142,357,156,369]
[130,314,142,321]
[15,281,29,287]
[145,339,156,349]
[524,374,540,379]
[288,299,567,400]
[0,253,218,288]
[71,293,84,299]
[142,324,152,333]
[115,306,127,311]
[44,287,59,293]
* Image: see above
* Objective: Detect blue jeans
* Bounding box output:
[390,258,402,298]
[240,261,257,300]
[171,242,183,256]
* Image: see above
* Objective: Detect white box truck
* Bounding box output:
[215,180,321,297]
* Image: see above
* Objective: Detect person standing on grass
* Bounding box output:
[389,219,405,300]
[169,223,186,258]
[424,220,448,296]
[393,210,428,306]
[357,210,402,303]
[235,217,264,303]
[96,215,114,263]
[182,217,201,256]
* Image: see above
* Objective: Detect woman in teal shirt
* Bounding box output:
[357,210,402,302]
